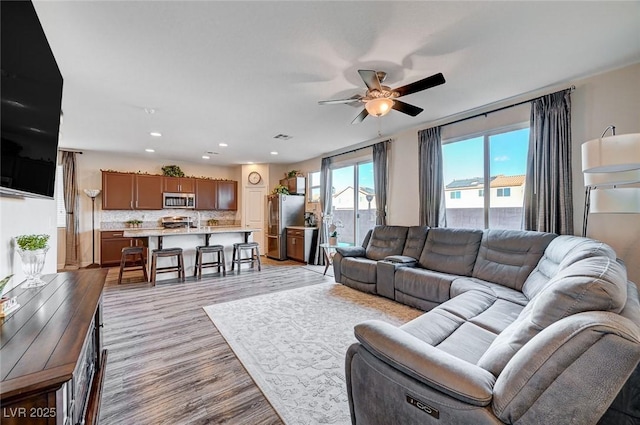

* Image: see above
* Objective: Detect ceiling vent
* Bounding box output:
[273,134,292,140]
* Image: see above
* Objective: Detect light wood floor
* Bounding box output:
[99,258,333,425]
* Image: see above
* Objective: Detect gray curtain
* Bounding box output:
[524,89,573,234]
[311,157,332,265]
[418,127,446,227]
[372,141,390,225]
[62,151,80,268]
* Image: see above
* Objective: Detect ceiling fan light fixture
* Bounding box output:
[365,98,394,117]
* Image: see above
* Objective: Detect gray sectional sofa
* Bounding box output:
[333,225,640,425]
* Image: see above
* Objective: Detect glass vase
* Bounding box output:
[18,246,49,288]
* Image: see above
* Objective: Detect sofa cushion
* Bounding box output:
[401,226,429,259]
[418,228,483,276]
[451,278,529,307]
[477,256,628,375]
[341,257,378,284]
[472,229,556,291]
[365,225,409,260]
[522,235,617,300]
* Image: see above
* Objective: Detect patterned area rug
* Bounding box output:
[203,283,422,425]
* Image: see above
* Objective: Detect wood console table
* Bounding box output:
[0,269,108,425]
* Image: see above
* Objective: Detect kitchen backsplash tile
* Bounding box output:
[100,209,238,229]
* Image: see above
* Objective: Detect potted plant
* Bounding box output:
[15,234,50,288]
[126,219,143,228]
[272,184,290,195]
[328,230,338,246]
[161,165,185,177]
[286,170,299,179]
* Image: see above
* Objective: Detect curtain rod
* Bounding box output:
[325,139,390,160]
[440,85,575,129]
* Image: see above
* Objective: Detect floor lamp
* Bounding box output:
[84,189,101,268]
[581,126,640,237]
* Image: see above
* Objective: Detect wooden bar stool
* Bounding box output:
[231,242,261,273]
[150,247,185,285]
[194,245,226,278]
[118,246,148,284]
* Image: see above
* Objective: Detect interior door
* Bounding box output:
[244,186,267,254]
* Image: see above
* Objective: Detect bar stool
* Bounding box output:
[150,247,185,285]
[118,246,148,284]
[194,245,226,279]
[231,242,261,273]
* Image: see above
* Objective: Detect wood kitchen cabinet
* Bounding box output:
[286,227,317,263]
[163,176,195,193]
[195,179,217,210]
[216,180,238,211]
[100,231,147,267]
[102,172,162,210]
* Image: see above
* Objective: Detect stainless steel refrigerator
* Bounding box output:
[267,194,305,260]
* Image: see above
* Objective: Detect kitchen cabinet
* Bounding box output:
[102,172,162,210]
[100,231,147,267]
[286,227,317,263]
[216,180,238,211]
[163,176,195,193]
[279,177,306,195]
[195,179,217,210]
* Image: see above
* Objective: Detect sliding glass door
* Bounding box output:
[331,161,374,245]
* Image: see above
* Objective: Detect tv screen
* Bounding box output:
[1,0,63,199]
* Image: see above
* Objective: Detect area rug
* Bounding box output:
[203,283,422,425]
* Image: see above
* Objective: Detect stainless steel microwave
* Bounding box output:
[163,192,195,209]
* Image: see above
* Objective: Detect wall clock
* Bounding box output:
[248,171,262,185]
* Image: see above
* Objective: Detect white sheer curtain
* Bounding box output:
[311,157,332,265]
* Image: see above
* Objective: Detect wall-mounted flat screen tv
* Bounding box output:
[1,0,63,199]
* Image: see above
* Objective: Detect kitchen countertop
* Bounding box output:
[287,226,318,230]
[123,226,261,237]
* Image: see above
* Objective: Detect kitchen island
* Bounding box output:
[123,226,261,281]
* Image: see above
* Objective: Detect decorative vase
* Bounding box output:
[17,246,49,288]
[329,236,338,246]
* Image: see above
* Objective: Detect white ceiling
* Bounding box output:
[33,1,640,166]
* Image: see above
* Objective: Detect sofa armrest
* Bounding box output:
[354,320,495,406]
[336,246,366,257]
[384,255,418,265]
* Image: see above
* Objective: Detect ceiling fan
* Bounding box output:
[319,70,446,124]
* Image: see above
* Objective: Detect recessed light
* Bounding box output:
[202,155,210,159]
[150,132,162,137]
[219,143,228,147]
[145,148,155,153]
[270,151,278,155]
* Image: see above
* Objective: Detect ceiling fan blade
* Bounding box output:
[392,100,424,117]
[358,70,382,92]
[351,108,369,124]
[394,73,445,97]
[318,95,362,105]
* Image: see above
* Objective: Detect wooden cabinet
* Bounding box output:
[216,180,237,211]
[279,177,306,195]
[163,177,195,193]
[195,179,217,210]
[102,172,162,210]
[0,269,107,425]
[286,227,317,263]
[100,231,147,267]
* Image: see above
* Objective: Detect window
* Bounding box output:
[308,171,320,202]
[56,165,66,227]
[497,188,511,197]
[442,127,529,229]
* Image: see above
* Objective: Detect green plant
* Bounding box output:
[0,275,13,295]
[329,231,338,237]
[272,184,290,195]
[15,234,50,251]
[162,165,185,177]
[286,170,299,178]
[126,219,143,226]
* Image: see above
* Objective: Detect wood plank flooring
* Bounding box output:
[99,259,333,425]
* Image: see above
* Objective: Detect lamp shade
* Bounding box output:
[590,187,640,213]
[83,189,101,198]
[584,168,640,187]
[582,133,640,173]
[365,98,394,117]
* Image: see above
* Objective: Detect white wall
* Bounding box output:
[0,196,57,293]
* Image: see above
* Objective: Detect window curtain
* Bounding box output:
[372,140,390,225]
[418,127,446,227]
[524,89,573,234]
[62,151,80,268]
[311,157,332,265]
